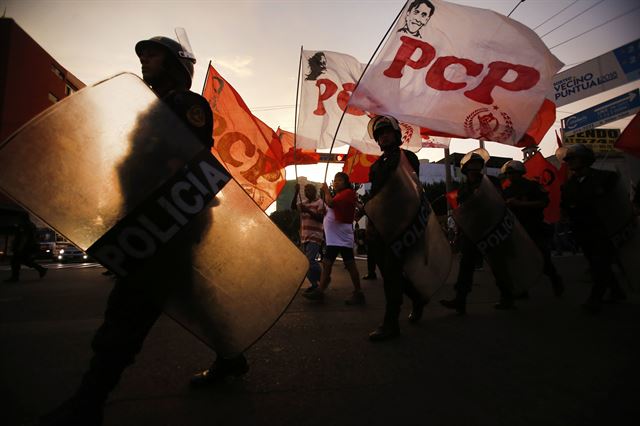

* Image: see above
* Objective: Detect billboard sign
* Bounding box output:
[563,128,620,153]
[562,89,640,136]
[553,39,640,107]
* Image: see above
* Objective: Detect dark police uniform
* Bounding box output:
[368,148,425,330]
[502,177,563,295]
[72,89,214,417]
[453,176,513,307]
[561,168,625,307]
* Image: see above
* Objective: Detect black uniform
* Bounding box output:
[71,89,214,415]
[453,176,513,304]
[561,168,625,306]
[502,177,563,295]
[367,148,424,329]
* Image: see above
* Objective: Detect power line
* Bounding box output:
[549,5,640,50]
[540,0,605,39]
[507,0,526,17]
[533,0,579,30]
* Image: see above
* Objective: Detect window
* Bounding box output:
[65,84,76,96]
[48,93,58,103]
[51,65,63,80]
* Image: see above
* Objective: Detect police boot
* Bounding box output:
[440,293,466,315]
[368,323,400,342]
[190,354,249,388]
[408,296,430,324]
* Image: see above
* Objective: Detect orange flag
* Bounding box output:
[342,146,379,184]
[202,64,284,210]
[614,112,640,158]
[524,152,566,223]
[275,128,320,166]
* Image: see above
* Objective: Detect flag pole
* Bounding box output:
[293,46,304,204]
[323,1,407,183]
[201,60,212,96]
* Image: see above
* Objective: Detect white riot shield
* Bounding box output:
[593,179,640,290]
[0,73,307,356]
[364,153,452,299]
[452,176,543,294]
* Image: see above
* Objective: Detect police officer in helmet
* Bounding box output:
[40,34,247,426]
[440,150,515,314]
[560,143,626,314]
[366,115,429,341]
[501,160,564,297]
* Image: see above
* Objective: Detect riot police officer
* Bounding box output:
[501,160,564,297]
[366,115,428,341]
[40,35,247,426]
[560,144,626,314]
[440,151,514,314]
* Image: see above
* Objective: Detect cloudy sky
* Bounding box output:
[3,0,640,181]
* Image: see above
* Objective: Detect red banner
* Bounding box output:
[202,64,285,210]
[614,112,640,158]
[524,152,566,223]
[275,128,320,166]
[342,146,379,183]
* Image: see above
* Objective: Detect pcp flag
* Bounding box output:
[203,64,285,210]
[524,152,566,223]
[342,146,380,183]
[349,0,563,146]
[297,50,448,155]
[275,127,320,166]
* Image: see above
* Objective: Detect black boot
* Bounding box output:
[408,297,430,323]
[190,354,249,388]
[440,293,466,315]
[368,324,400,342]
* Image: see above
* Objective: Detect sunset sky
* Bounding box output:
[3,0,640,183]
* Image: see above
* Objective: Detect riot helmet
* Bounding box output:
[460,148,490,175]
[135,36,195,89]
[561,143,595,165]
[368,115,402,145]
[501,160,526,175]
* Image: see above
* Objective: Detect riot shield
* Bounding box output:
[593,179,640,290]
[452,176,543,294]
[364,153,452,298]
[0,73,307,356]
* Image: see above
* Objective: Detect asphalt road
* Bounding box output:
[1,255,639,426]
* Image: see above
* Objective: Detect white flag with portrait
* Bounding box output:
[348,0,563,145]
[297,50,448,155]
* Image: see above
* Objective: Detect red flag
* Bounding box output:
[342,146,379,184]
[446,189,459,210]
[274,128,320,166]
[614,112,640,158]
[202,64,285,210]
[555,129,563,148]
[516,99,557,147]
[524,152,566,223]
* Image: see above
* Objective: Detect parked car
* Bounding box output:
[54,243,89,263]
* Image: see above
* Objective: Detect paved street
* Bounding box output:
[1,255,639,426]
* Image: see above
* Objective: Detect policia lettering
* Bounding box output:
[88,151,231,277]
[476,209,515,255]
[390,194,432,258]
